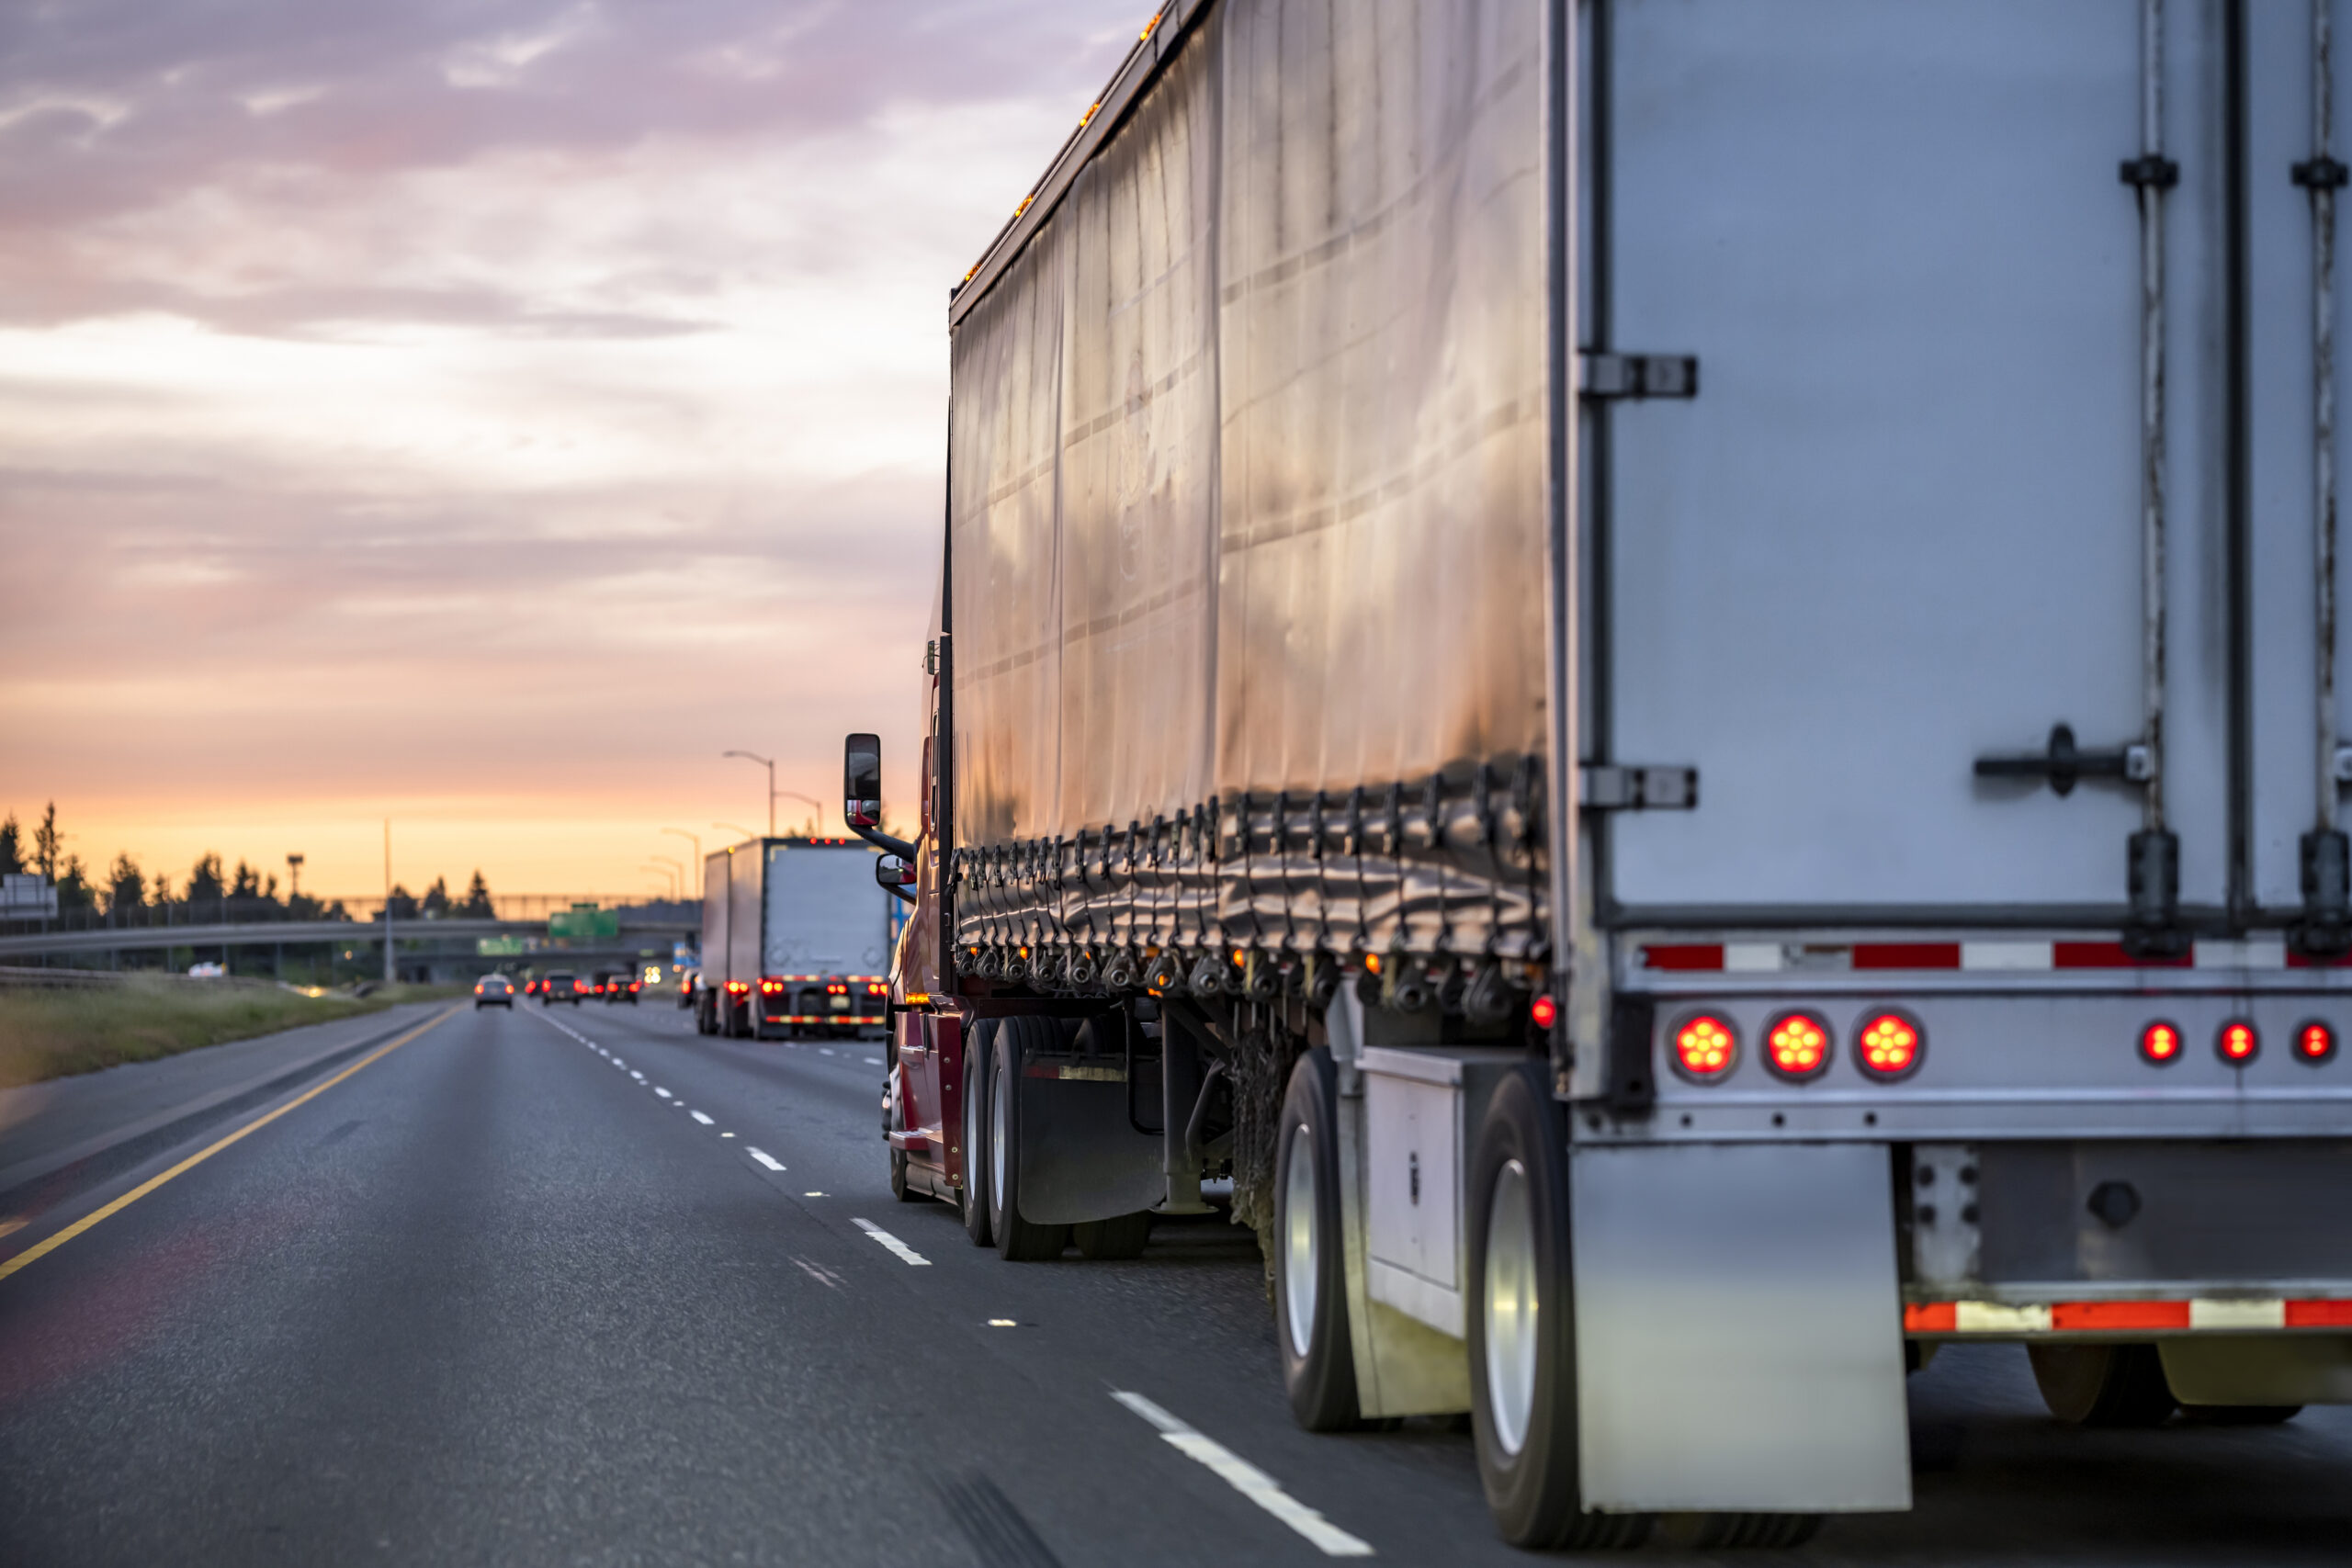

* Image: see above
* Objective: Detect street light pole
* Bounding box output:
[382,819,395,986]
[660,828,701,898]
[640,863,679,900]
[775,790,826,833]
[650,855,684,902]
[722,750,776,836]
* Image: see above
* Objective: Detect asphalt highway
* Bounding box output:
[1,1000,2346,1565]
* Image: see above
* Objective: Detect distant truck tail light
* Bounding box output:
[1669,1012,1736,1081]
[1764,1011,1832,1080]
[1530,993,1558,1030]
[2296,1021,2336,1064]
[761,979,784,995]
[1857,1010,1924,1079]
[2217,1019,2259,1065]
[2140,1020,2183,1065]
[726,980,750,995]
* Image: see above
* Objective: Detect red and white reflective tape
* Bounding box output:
[763,1014,885,1025]
[1644,938,2351,973]
[1905,1298,2352,1334]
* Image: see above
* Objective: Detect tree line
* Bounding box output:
[1,803,495,922]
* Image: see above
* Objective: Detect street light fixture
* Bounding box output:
[650,855,685,902]
[722,750,776,835]
[714,822,758,841]
[660,829,701,897]
[639,863,679,900]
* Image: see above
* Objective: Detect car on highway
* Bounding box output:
[473,975,514,1010]
[603,975,641,1005]
[540,970,583,1006]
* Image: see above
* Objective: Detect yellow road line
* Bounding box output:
[0,1005,460,1283]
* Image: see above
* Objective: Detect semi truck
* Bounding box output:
[695,837,894,1039]
[844,0,2352,1549]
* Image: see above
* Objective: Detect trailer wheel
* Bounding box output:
[1468,1064,1649,1551]
[1273,1048,1358,1431]
[962,1020,997,1247]
[989,1015,1070,1261]
[2179,1403,2302,1425]
[2029,1344,2178,1427]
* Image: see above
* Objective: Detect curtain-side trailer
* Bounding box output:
[849,0,2352,1549]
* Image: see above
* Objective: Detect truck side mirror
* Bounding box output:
[875,852,916,901]
[844,733,883,828]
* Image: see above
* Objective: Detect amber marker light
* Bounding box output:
[1669,1013,1737,1082]
[2217,1019,2259,1065]
[2139,1020,2183,1065]
[2295,1021,2336,1065]
[1856,1010,1925,1080]
[1765,1011,1833,1080]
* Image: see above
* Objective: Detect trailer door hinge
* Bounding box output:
[1581,764,1698,811]
[1579,352,1698,400]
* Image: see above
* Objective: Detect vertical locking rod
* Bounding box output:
[2123,0,2183,945]
[2298,0,2351,951]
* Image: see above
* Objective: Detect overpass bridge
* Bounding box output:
[0,915,699,982]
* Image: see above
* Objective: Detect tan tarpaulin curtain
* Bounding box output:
[948,0,1546,963]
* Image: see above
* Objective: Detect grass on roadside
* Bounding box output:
[0,976,401,1088]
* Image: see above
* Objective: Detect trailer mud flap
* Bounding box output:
[1568,1142,1911,1512]
[1015,1065,1167,1227]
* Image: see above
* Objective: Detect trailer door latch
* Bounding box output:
[1973,723,2151,798]
[1579,352,1698,400]
[1581,764,1698,811]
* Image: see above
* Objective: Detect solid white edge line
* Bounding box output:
[849,1217,933,1266]
[690,1111,715,1125]
[746,1147,786,1171]
[1111,1393,1374,1558]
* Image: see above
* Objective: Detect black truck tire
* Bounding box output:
[962,1020,997,1247]
[1073,1213,1153,1260]
[2029,1344,2178,1427]
[989,1014,1070,1261]
[1273,1048,1359,1431]
[1467,1063,1649,1551]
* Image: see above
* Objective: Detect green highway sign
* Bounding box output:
[476,936,527,956]
[549,904,618,940]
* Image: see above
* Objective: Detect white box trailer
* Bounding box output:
[876,0,2352,1549]
[696,838,893,1038]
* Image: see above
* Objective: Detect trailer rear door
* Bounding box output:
[1592,1,2237,924]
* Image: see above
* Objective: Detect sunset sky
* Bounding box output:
[0,0,1136,899]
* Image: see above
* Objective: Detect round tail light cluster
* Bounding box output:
[2295,1020,2336,1064]
[1857,1010,1925,1079]
[2217,1020,2259,1064]
[1670,1013,1737,1081]
[1764,1011,1832,1081]
[2139,1020,2183,1064]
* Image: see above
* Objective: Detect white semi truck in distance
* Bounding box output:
[844,0,2352,1550]
[695,837,894,1040]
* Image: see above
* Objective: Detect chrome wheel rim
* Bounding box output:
[1484,1157,1538,1456]
[1282,1121,1317,1359]
[990,1044,1010,1217]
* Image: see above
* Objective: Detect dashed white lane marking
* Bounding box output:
[851,1218,932,1266]
[1111,1393,1374,1557]
[746,1147,786,1171]
[820,1047,836,1056]
[722,1133,737,1139]
[654,1087,673,1099]
[865,1057,884,1066]
[691,1111,715,1126]
[793,1258,845,1291]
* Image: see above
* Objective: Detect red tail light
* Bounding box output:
[2218,1019,2259,1064]
[1856,1010,1924,1079]
[1764,1011,1832,1080]
[726,980,750,995]
[1669,1012,1736,1082]
[2295,1021,2336,1064]
[2140,1020,2183,1065]
[1530,993,1558,1030]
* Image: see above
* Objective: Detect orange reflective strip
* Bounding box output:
[2052,1300,2190,1332]
[1904,1302,1957,1333]
[2286,1299,2352,1327]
